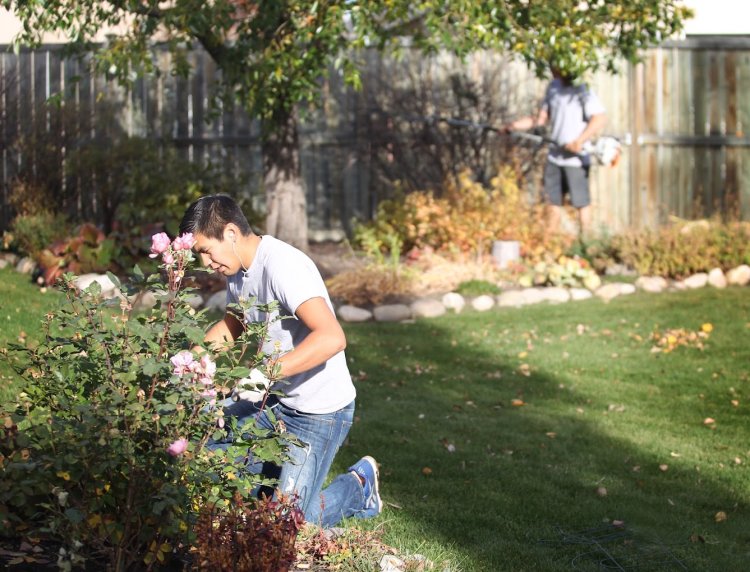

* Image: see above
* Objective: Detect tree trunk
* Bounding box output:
[262,108,309,251]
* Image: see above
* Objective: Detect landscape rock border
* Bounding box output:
[2,253,748,324]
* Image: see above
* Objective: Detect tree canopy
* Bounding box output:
[6,0,692,118]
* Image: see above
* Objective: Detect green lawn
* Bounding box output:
[337,287,750,571]
[0,268,63,402]
[2,267,749,570]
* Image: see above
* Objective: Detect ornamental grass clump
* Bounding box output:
[1,233,296,570]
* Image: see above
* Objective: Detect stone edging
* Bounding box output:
[3,253,749,323]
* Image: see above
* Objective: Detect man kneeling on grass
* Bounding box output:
[180,194,381,528]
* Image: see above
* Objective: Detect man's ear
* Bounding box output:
[224,225,238,242]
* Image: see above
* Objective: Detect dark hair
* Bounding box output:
[179,195,252,239]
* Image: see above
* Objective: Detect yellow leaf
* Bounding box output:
[87,514,102,527]
[56,471,71,481]
[701,323,713,333]
[715,511,727,523]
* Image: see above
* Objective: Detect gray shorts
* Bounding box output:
[543,162,591,208]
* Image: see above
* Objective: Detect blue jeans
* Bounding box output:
[209,397,366,528]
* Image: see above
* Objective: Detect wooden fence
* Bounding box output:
[590,37,750,233]
[3,38,750,237]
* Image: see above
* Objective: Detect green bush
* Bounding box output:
[1,235,297,570]
[69,138,252,236]
[455,279,502,297]
[613,220,750,278]
[9,212,71,261]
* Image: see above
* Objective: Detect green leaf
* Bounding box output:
[65,508,84,524]
[181,325,206,345]
[142,360,162,376]
[106,271,121,289]
[229,366,252,378]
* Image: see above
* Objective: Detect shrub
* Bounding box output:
[9,212,72,261]
[68,138,250,236]
[36,223,119,286]
[613,219,750,278]
[517,255,601,290]
[4,92,255,236]
[455,279,502,296]
[326,264,416,306]
[354,167,571,261]
[566,235,619,274]
[1,233,297,570]
[193,493,303,572]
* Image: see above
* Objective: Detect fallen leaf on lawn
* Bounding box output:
[714,511,727,523]
[670,452,681,457]
[576,324,586,335]
[612,520,625,527]
[596,486,608,497]
[734,457,742,465]
[518,351,528,359]
[511,399,526,407]
[545,432,557,438]
[667,498,675,506]
[421,467,433,476]
[608,404,625,412]
[518,363,531,376]
[731,400,739,407]
[703,417,716,425]
[701,323,713,333]
[659,464,669,472]
[689,534,705,543]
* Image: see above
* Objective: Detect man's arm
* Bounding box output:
[272,297,346,378]
[203,312,244,351]
[565,113,606,154]
[505,107,548,132]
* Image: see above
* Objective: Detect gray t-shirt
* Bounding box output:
[542,78,605,167]
[226,235,355,414]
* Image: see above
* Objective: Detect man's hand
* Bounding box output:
[564,139,585,154]
[231,368,271,402]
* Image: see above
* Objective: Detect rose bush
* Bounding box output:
[1,233,296,570]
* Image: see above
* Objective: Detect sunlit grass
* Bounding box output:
[338,287,750,570]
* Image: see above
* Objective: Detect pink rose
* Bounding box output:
[199,355,216,379]
[162,252,175,265]
[149,232,171,258]
[173,233,196,251]
[170,350,195,376]
[167,438,188,457]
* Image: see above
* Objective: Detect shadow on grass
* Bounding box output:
[340,293,750,571]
